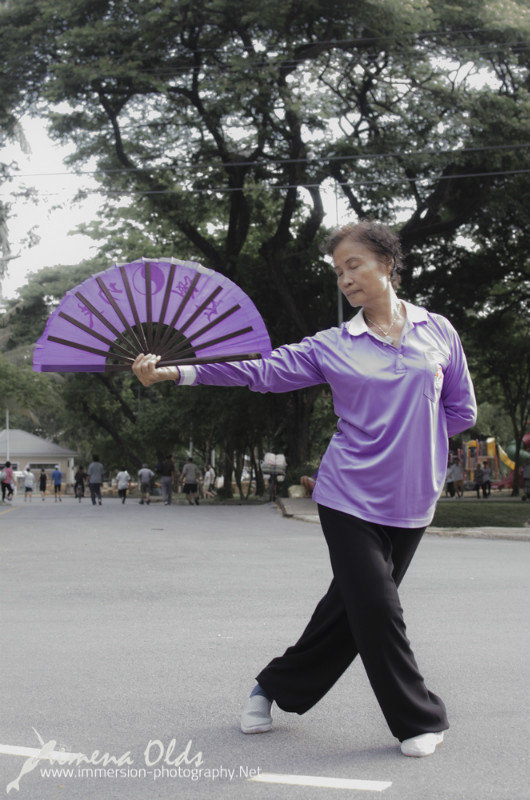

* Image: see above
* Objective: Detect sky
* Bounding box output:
[1,116,349,304]
[1,116,104,300]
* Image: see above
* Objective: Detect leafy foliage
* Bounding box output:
[0,0,528,486]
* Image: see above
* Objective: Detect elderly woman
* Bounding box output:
[133,220,476,758]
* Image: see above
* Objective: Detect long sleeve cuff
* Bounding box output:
[176,365,197,385]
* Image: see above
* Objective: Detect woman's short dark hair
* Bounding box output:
[321,219,404,284]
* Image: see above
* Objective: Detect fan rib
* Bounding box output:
[162,303,241,359]
[191,325,254,353]
[117,268,150,353]
[179,286,223,335]
[58,312,137,360]
[145,261,153,350]
[96,277,146,355]
[152,262,176,352]
[156,272,201,354]
[163,325,254,361]
[47,335,132,363]
[75,291,138,353]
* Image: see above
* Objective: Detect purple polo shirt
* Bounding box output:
[177,301,477,528]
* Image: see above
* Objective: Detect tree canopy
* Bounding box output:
[0,0,528,485]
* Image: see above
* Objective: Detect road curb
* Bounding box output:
[275,498,530,541]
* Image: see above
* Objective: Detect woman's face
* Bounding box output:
[332,237,392,309]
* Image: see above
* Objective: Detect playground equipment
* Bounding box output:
[459,430,530,490]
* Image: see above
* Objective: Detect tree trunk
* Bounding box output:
[510,433,524,496]
[81,401,142,467]
[285,386,322,468]
[234,450,244,499]
[250,447,265,497]
[220,447,234,499]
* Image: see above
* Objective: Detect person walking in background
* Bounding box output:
[473,463,484,499]
[137,463,154,505]
[157,455,176,505]
[39,468,47,501]
[87,455,104,506]
[452,457,464,498]
[181,457,201,505]
[23,467,35,502]
[481,461,491,498]
[445,461,455,498]
[116,467,131,504]
[133,219,477,759]
[1,461,14,503]
[203,463,216,499]
[74,466,87,502]
[51,465,63,503]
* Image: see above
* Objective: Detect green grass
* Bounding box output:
[432,500,530,528]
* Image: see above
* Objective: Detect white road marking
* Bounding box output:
[249,772,392,791]
[0,743,78,761]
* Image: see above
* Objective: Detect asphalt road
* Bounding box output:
[0,497,528,800]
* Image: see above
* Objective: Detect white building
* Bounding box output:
[0,428,78,485]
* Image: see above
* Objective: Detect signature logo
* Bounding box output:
[6,729,203,793]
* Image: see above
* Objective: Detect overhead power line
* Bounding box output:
[161,27,524,52]
[95,168,530,194]
[56,40,528,81]
[2,167,528,201]
[5,143,530,181]
[105,39,529,73]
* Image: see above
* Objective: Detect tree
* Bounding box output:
[0,351,57,436]
[0,0,528,469]
[467,314,530,496]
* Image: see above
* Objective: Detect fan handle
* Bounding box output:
[156,353,262,367]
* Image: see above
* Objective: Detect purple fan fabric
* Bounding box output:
[33,259,272,373]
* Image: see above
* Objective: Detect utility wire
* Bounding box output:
[3,167,528,200]
[96,168,530,194]
[5,143,530,181]
[77,28,526,58]
[173,27,523,50]
[67,40,529,79]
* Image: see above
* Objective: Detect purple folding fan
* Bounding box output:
[33,258,272,373]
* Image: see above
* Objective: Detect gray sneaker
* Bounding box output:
[240,694,273,734]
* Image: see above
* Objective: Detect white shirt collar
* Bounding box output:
[345,300,428,337]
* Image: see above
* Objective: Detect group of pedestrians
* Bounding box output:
[1,454,215,506]
[1,463,62,503]
[445,458,493,498]
[72,458,134,505]
[138,456,214,506]
[75,454,214,507]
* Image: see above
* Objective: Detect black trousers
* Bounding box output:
[89,482,102,504]
[257,505,448,742]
